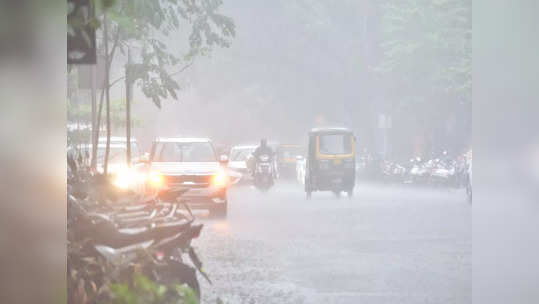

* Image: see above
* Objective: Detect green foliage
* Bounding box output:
[99,0,235,108]
[375,0,471,106]
[109,273,199,304]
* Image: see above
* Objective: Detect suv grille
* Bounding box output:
[166,175,211,188]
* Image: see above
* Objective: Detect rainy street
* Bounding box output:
[197,182,471,304]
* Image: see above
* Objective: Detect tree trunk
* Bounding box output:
[126,45,132,166]
[103,12,111,175]
[90,65,97,170]
[92,85,105,171]
[92,22,120,172]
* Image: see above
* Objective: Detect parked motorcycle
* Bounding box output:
[407,157,429,184]
[429,159,457,187]
[67,155,209,303]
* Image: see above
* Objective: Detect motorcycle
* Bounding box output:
[429,159,457,187]
[253,154,274,191]
[67,155,209,303]
[407,157,429,184]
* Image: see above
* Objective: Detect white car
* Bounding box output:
[68,142,133,173]
[98,136,142,162]
[146,137,233,217]
[228,145,257,182]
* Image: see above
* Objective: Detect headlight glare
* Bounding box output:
[148,171,164,188]
[212,170,228,188]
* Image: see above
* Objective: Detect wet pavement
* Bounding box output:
[195,181,471,304]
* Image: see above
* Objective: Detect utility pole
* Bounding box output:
[126,44,132,166]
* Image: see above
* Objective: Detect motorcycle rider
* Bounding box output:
[253,139,273,160]
[251,139,277,179]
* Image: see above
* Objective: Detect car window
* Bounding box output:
[230,148,254,161]
[155,142,216,162]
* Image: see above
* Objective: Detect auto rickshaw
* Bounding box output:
[304,127,356,199]
[276,144,304,178]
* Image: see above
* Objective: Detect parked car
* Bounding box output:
[98,136,142,163]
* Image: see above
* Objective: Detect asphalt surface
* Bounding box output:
[195,180,471,304]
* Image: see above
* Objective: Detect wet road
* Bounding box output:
[196,181,471,304]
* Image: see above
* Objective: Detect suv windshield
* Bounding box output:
[318,134,352,155]
[154,142,216,162]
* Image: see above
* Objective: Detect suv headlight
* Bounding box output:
[212,170,229,188]
[148,171,164,188]
[113,166,148,189]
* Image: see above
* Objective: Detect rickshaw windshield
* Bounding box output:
[318,134,352,155]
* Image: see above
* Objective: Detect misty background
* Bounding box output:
[69,0,471,159]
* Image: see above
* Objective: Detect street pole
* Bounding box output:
[126,44,132,166]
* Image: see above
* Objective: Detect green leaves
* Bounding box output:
[94,0,235,109]
[108,273,199,304]
[375,0,471,106]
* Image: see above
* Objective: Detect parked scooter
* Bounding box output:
[429,158,457,187]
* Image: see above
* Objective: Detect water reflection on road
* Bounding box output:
[196,181,471,304]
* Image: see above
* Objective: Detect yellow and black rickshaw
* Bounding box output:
[277,144,304,178]
[304,127,356,199]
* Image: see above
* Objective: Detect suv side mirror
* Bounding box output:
[219,154,229,166]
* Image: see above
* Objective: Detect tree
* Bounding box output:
[374,0,471,154]
[377,0,471,102]
[92,0,235,173]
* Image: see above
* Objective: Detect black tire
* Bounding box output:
[306,191,311,200]
[182,270,201,301]
[333,190,341,199]
[149,261,201,301]
[173,265,200,301]
[211,201,228,218]
[346,189,353,198]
